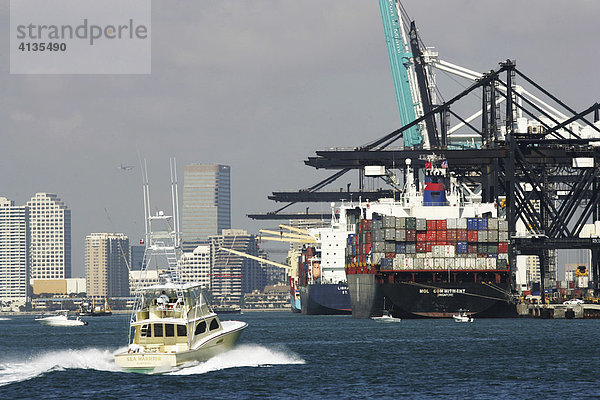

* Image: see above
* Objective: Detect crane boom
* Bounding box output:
[279,224,309,235]
[259,229,314,241]
[220,248,292,270]
[379,0,422,148]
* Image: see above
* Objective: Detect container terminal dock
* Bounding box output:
[248,0,600,318]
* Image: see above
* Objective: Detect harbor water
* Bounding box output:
[1,313,599,399]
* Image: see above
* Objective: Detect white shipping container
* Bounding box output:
[416,253,426,259]
[488,218,499,230]
[486,258,497,269]
[414,258,424,269]
[478,231,488,243]
[456,218,467,229]
[444,245,456,258]
[499,231,509,241]
[465,258,475,269]
[498,220,508,232]
[488,230,499,242]
[447,218,457,229]
[498,253,509,261]
[476,258,487,269]
[404,258,414,269]
[434,258,445,269]
[424,258,433,269]
[432,245,444,257]
[446,259,455,269]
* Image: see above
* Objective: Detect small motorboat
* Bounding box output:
[453,311,474,322]
[371,310,401,323]
[36,310,88,326]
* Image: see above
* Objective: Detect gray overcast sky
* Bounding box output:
[2,1,599,277]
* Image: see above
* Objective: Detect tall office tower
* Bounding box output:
[182,164,231,243]
[129,244,146,271]
[210,229,266,305]
[0,197,29,311]
[27,193,71,280]
[178,244,211,288]
[85,233,130,297]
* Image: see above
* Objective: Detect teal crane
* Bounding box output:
[378,0,423,148]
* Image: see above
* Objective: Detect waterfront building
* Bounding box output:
[178,245,211,288]
[129,269,167,294]
[129,244,145,271]
[0,197,29,311]
[209,229,266,306]
[85,233,130,297]
[182,164,231,242]
[27,193,71,280]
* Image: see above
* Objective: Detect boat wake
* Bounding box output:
[168,344,305,375]
[0,317,11,321]
[0,348,120,387]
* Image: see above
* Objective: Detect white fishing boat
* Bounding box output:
[114,159,247,372]
[371,310,401,323]
[35,310,88,326]
[452,311,474,323]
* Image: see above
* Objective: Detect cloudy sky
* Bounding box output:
[2,0,599,277]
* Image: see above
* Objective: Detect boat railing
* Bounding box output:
[137,303,190,320]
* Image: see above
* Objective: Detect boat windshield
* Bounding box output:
[139,285,205,309]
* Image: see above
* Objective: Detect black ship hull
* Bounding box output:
[299,283,352,315]
[347,269,517,318]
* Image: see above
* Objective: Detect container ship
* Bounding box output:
[294,213,353,315]
[343,157,518,318]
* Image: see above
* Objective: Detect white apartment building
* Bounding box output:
[27,193,71,280]
[0,197,29,311]
[178,245,211,288]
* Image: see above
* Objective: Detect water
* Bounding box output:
[1,312,599,399]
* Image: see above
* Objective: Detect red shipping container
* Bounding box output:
[457,229,467,241]
[416,233,427,242]
[467,231,478,242]
[426,230,437,241]
[426,242,433,252]
[416,242,427,253]
[447,229,457,241]
[385,252,396,259]
[468,244,478,254]
[365,232,373,243]
[365,243,372,254]
[406,229,416,241]
[436,231,448,241]
[499,242,508,253]
[362,219,372,231]
[436,220,447,230]
[435,240,447,245]
[426,220,437,231]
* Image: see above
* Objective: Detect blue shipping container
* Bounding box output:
[395,242,406,254]
[478,218,488,230]
[467,218,477,230]
[456,241,468,254]
[381,258,393,268]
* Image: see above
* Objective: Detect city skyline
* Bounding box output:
[2,1,599,278]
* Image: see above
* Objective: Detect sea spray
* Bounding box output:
[0,348,120,386]
[168,344,305,375]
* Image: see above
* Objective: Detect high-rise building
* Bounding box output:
[129,244,146,271]
[178,245,211,288]
[27,193,71,280]
[85,233,130,297]
[182,164,231,243]
[0,197,29,311]
[210,229,266,305]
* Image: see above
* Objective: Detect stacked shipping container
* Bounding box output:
[346,214,509,271]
